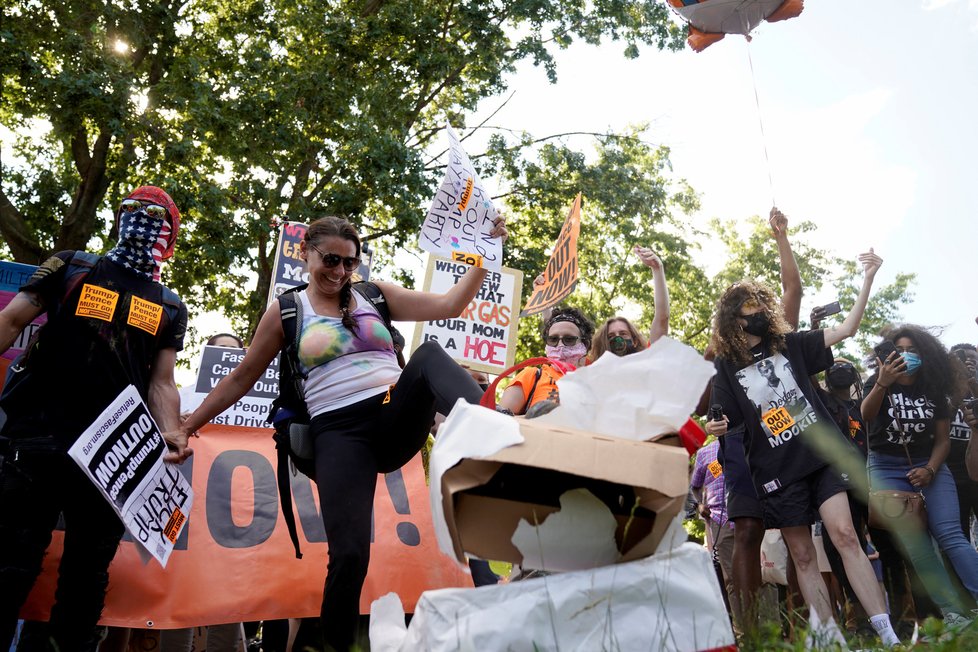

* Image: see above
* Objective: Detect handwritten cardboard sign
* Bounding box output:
[412,256,522,374]
[418,125,503,272]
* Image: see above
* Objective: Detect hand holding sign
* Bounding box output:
[419,125,504,271]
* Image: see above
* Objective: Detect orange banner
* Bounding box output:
[19,423,471,628]
[520,193,582,316]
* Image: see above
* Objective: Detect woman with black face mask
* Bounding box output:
[707,249,901,647]
[588,246,669,361]
[811,358,869,630]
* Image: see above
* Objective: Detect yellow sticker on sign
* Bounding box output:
[75,284,119,322]
[708,460,723,479]
[762,405,796,436]
[451,251,484,267]
[128,296,163,335]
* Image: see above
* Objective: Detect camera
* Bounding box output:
[709,404,723,422]
[874,341,897,362]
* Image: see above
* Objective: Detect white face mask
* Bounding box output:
[545,342,587,366]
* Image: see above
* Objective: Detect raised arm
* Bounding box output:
[823,249,882,348]
[0,292,45,356]
[634,246,669,342]
[377,264,488,322]
[177,303,285,436]
[770,208,802,329]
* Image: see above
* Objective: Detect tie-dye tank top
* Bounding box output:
[298,288,401,416]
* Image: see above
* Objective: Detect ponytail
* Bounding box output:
[339,281,358,333]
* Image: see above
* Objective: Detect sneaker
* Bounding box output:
[944,612,972,631]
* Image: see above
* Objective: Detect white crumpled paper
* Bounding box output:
[510,488,621,572]
[369,542,734,652]
[537,336,715,441]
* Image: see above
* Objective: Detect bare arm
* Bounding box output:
[497,384,527,415]
[634,246,669,342]
[147,348,187,463]
[376,265,488,322]
[965,410,978,481]
[0,292,44,355]
[178,303,285,436]
[770,208,802,328]
[823,249,882,348]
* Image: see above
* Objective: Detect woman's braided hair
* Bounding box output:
[305,216,361,334]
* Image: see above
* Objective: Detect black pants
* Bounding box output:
[0,450,125,651]
[310,342,483,651]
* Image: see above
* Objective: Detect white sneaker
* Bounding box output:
[943,612,973,630]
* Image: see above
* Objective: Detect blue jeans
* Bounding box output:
[869,452,978,613]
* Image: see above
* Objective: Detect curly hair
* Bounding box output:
[590,317,647,361]
[544,307,595,349]
[882,325,961,405]
[305,216,361,334]
[710,280,792,368]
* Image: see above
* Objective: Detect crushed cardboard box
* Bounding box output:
[434,402,690,569]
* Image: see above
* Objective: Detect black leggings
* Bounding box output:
[310,342,483,651]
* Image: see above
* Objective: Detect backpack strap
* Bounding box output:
[521,368,544,415]
[353,280,392,330]
[270,283,308,559]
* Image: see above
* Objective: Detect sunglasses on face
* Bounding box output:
[545,335,581,347]
[120,199,168,220]
[308,243,361,271]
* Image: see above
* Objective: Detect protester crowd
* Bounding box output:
[2,188,978,652]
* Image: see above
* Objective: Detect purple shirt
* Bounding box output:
[690,440,731,528]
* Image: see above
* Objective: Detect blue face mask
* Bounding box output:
[902,351,922,375]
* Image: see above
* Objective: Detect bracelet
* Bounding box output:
[875,381,891,390]
[923,466,936,478]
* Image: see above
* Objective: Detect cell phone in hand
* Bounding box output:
[817,301,842,317]
[874,341,897,362]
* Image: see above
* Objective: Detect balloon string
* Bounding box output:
[746,39,776,208]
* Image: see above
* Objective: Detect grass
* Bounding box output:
[735,612,978,651]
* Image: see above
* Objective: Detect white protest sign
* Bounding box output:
[69,385,193,567]
[418,125,503,271]
[181,345,277,428]
[412,256,522,374]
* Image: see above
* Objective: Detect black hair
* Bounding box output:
[883,325,959,405]
[544,307,595,348]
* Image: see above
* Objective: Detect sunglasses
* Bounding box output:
[120,199,168,220]
[308,243,361,271]
[545,335,581,347]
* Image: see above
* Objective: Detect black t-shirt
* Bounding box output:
[712,330,837,496]
[866,381,950,459]
[816,387,867,458]
[947,402,973,484]
[1,252,187,449]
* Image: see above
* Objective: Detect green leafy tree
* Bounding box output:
[1,0,686,337]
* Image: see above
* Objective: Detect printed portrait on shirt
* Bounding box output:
[734,352,820,450]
